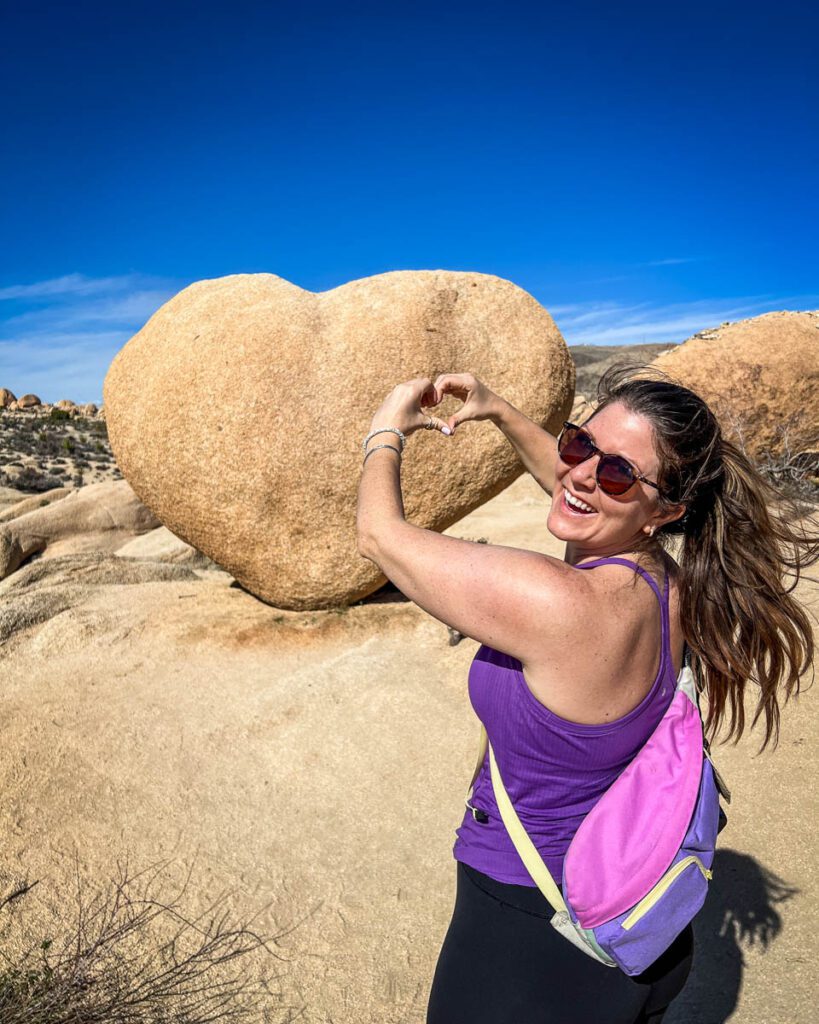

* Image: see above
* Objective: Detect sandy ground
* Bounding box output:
[0,472,816,1023]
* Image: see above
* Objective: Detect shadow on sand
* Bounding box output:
[665,848,799,1023]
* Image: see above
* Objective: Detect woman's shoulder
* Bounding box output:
[575,548,679,592]
[521,552,683,724]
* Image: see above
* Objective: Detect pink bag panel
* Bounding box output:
[563,686,703,928]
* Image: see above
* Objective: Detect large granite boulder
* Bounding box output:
[652,311,818,460]
[103,271,574,610]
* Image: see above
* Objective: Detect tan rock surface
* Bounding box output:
[652,311,819,459]
[103,271,574,611]
[0,474,816,1022]
[0,486,74,523]
[0,486,28,511]
[571,391,596,424]
[0,479,160,579]
[114,524,221,569]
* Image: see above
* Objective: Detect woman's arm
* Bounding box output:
[488,395,560,497]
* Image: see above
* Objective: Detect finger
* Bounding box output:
[434,372,466,389]
[425,414,452,436]
[420,381,438,407]
[434,374,469,401]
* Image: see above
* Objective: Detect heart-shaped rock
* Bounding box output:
[103,271,574,610]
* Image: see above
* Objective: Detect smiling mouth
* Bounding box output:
[562,488,597,515]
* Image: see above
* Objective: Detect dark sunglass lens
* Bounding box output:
[598,456,635,495]
[559,428,595,465]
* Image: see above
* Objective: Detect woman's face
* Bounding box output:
[547,401,675,557]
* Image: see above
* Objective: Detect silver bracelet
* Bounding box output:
[363,443,402,465]
[362,426,406,454]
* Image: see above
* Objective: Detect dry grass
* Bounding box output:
[706,363,818,507]
[0,851,290,1023]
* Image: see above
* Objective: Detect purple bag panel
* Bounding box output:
[591,756,721,976]
[563,685,704,928]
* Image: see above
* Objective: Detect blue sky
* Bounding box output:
[2,0,817,404]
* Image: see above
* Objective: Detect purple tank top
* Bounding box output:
[452,556,678,888]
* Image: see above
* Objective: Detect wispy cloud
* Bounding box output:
[571,256,708,286]
[2,272,817,403]
[2,289,176,332]
[0,273,179,404]
[551,294,819,347]
[0,273,148,301]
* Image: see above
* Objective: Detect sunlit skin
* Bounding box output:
[356,383,691,717]
[548,401,686,566]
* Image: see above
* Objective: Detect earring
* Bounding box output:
[647,525,656,537]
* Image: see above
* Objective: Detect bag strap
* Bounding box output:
[487,737,569,914]
[682,642,732,804]
[465,723,567,914]
[464,724,618,967]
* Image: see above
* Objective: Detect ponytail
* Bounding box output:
[594,363,818,753]
[680,437,817,751]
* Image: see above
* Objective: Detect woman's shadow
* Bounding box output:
[665,848,799,1023]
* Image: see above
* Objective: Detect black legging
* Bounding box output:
[427,862,694,1024]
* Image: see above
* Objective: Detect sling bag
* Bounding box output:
[464,644,731,975]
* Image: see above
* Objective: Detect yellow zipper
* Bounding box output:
[621,856,712,930]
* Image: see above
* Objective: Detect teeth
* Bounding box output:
[565,489,595,513]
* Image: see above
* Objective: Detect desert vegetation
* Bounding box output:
[705,362,818,507]
[0,410,122,493]
[0,853,288,1023]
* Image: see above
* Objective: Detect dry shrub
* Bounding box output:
[707,362,818,506]
[0,851,296,1023]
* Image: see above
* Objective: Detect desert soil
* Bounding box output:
[0,468,816,1023]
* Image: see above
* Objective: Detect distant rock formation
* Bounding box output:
[569,343,677,397]
[0,388,102,418]
[652,310,819,459]
[103,271,575,610]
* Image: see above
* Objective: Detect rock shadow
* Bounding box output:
[665,848,799,1023]
[353,580,411,605]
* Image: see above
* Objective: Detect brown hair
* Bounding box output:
[589,362,818,752]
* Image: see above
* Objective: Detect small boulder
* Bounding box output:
[115,525,222,570]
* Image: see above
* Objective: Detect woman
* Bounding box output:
[356,363,817,1024]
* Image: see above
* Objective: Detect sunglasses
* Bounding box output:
[557,421,663,497]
